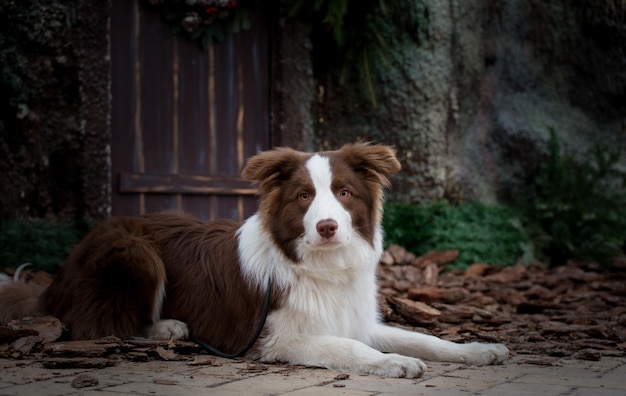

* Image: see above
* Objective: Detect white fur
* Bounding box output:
[147,319,189,340]
[151,280,166,324]
[302,155,354,247]
[0,263,32,284]
[236,153,509,378]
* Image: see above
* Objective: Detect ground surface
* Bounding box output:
[1,246,625,395]
[0,354,625,395]
[377,246,626,360]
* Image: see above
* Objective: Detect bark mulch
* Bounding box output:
[378,245,626,361]
[2,245,625,366]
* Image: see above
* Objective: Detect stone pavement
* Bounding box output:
[1,354,625,396]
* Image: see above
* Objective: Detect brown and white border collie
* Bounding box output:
[0,143,508,378]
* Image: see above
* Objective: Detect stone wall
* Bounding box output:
[298,0,626,204]
[0,0,110,220]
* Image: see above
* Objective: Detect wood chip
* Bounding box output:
[575,349,603,361]
[71,373,99,389]
[483,263,527,283]
[387,244,408,264]
[422,263,439,287]
[9,335,42,355]
[407,286,469,304]
[464,263,491,278]
[422,250,459,266]
[41,358,117,369]
[8,316,64,343]
[44,339,120,357]
[188,357,221,366]
[154,378,179,385]
[390,297,441,326]
[155,346,177,361]
[0,326,38,343]
[380,250,395,266]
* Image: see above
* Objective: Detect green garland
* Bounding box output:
[146,0,251,49]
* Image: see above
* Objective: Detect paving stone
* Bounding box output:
[188,359,294,383]
[0,375,118,396]
[97,363,228,388]
[0,360,89,386]
[512,370,613,388]
[420,361,466,378]
[557,357,626,373]
[568,387,626,396]
[0,355,624,395]
[318,374,422,394]
[209,370,339,394]
[104,380,233,396]
[417,373,503,393]
[481,381,574,395]
[283,386,376,396]
[377,390,472,396]
[600,361,626,388]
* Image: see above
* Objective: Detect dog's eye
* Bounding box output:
[338,189,351,199]
[299,192,311,201]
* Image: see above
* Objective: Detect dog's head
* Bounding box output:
[242,143,401,263]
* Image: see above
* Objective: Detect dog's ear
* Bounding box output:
[339,142,401,185]
[242,147,306,186]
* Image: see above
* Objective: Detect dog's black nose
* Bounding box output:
[316,219,338,239]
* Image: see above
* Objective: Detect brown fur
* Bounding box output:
[39,216,167,339]
[0,281,43,323]
[143,212,267,353]
[0,142,399,355]
[29,212,268,354]
[242,142,400,260]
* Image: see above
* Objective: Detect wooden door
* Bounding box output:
[110,1,269,221]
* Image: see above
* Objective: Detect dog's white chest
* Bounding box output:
[271,257,380,343]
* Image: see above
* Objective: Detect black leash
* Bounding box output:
[191,276,272,358]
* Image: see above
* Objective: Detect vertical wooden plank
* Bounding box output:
[241,6,270,159]
[235,40,245,221]
[207,45,218,221]
[134,1,146,215]
[178,41,208,173]
[214,36,239,175]
[139,5,176,214]
[172,39,182,211]
[240,6,270,219]
[236,57,245,173]
[110,0,139,216]
[213,34,240,220]
[178,37,211,219]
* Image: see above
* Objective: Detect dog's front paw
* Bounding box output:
[365,354,427,378]
[147,319,189,340]
[460,342,509,365]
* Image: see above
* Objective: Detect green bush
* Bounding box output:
[0,218,92,273]
[526,130,626,266]
[382,201,532,270]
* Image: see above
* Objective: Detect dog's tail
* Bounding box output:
[39,216,168,340]
[0,264,46,324]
